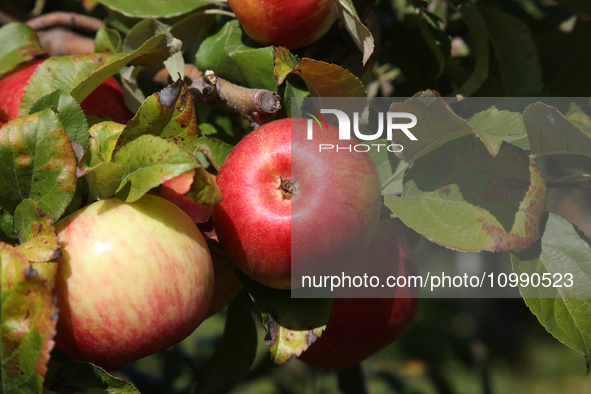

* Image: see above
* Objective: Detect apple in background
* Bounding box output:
[212,118,382,290]
[227,0,337,49]
[159,170,214,224]
[0,58,134,124]
[54,194,214,371]
[298,219,420,370]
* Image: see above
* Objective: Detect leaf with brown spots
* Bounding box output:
[114,79,199,155]
[184,166,222,206]
[0,109,77,222]
[13,199,60,263]
[0,243,57,393]
[512,213,591,373]
[273,47,300,86]
[386,135,546,253]
[19,34,181,116]
[113,135,199,202]
[0,23,46,78]
[237,271,331,364]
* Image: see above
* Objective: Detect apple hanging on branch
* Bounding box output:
[53,194,214,371]
[227,0,338,49]
[298,219,420,369]
[212,118,383,290]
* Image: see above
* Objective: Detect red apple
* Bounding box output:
[227,0,337,49]
[212,118,382,290]
[54,194,214,371]
[298,219,420,370]
[0,58,134,124]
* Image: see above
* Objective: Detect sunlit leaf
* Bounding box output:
[97,0,216,18]
[335,0,375,66]
[0,23,45,78]
[13,199,60,263]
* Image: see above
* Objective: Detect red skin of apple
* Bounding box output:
[0,58,133,124]
[54,194,214,371]
[212,118,382,290]
[159,170,214,223]
[227,0,337,49]
[298,219,420,370]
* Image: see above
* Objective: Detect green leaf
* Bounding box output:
[97,0,215,18]
[0,109,77,221]
[237,271,332,364]
[44,361,140,393]
[20,34,182,116]
[185,167,222,206]
[523,102,591,160]
[89,121,125,162]
[512,213,591,366]
[0,243,57,393]
[113,135,199,202]
[367,139,403,196]
[13,199,60,262]
[94,22,121,53]
[335,0,374,66]
[468,107,526,157]
[76,137,125,201]
[29,90,90,150]
[479,7,543,96]
[115,79,199,154]
[454,5,489,96]
[418,10,451,79]
[0,210,16,241]
[196,137,234,168]
[287,58,366,97]
[0,23,45,78]
[284,80,309,118]
[273,47,300,86]
[388,91,474,162]
[386,135,546,253]
[195,20,277,90]
[195,292,258,394]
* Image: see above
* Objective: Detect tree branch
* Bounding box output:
[37,27,95,56]
[26,11,103,32]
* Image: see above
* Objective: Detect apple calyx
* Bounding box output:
[279,176,293,200]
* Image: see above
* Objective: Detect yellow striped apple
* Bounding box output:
[212,118,382,289]
[227,0,337,49]
[53,194,214,371]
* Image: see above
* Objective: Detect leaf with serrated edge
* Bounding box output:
[523,102,591,160]
[0,109,77,221]
[114,135,199,202]
[195,292,257,394]
[185,167,222,206]
[388,91,474,162]
[237,271,331,364]
[20,34,181,116]
[453,5,489,96]
[0,23,46,78]
[479,7,543,96]
[44,361,140,393]
[512,213,591,371]
[30,90,90,150]
[292,58,366,97]
[335,0,375,66]
[565,103,591,137]
[115,79,199,154]
[468,107,526,157]
[0,243,57,392]
[13,199,60,262]
[386,135,546,253]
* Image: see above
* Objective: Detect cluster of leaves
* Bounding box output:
[0,0,590,392]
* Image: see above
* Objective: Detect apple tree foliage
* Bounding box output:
[0,0,591,392]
